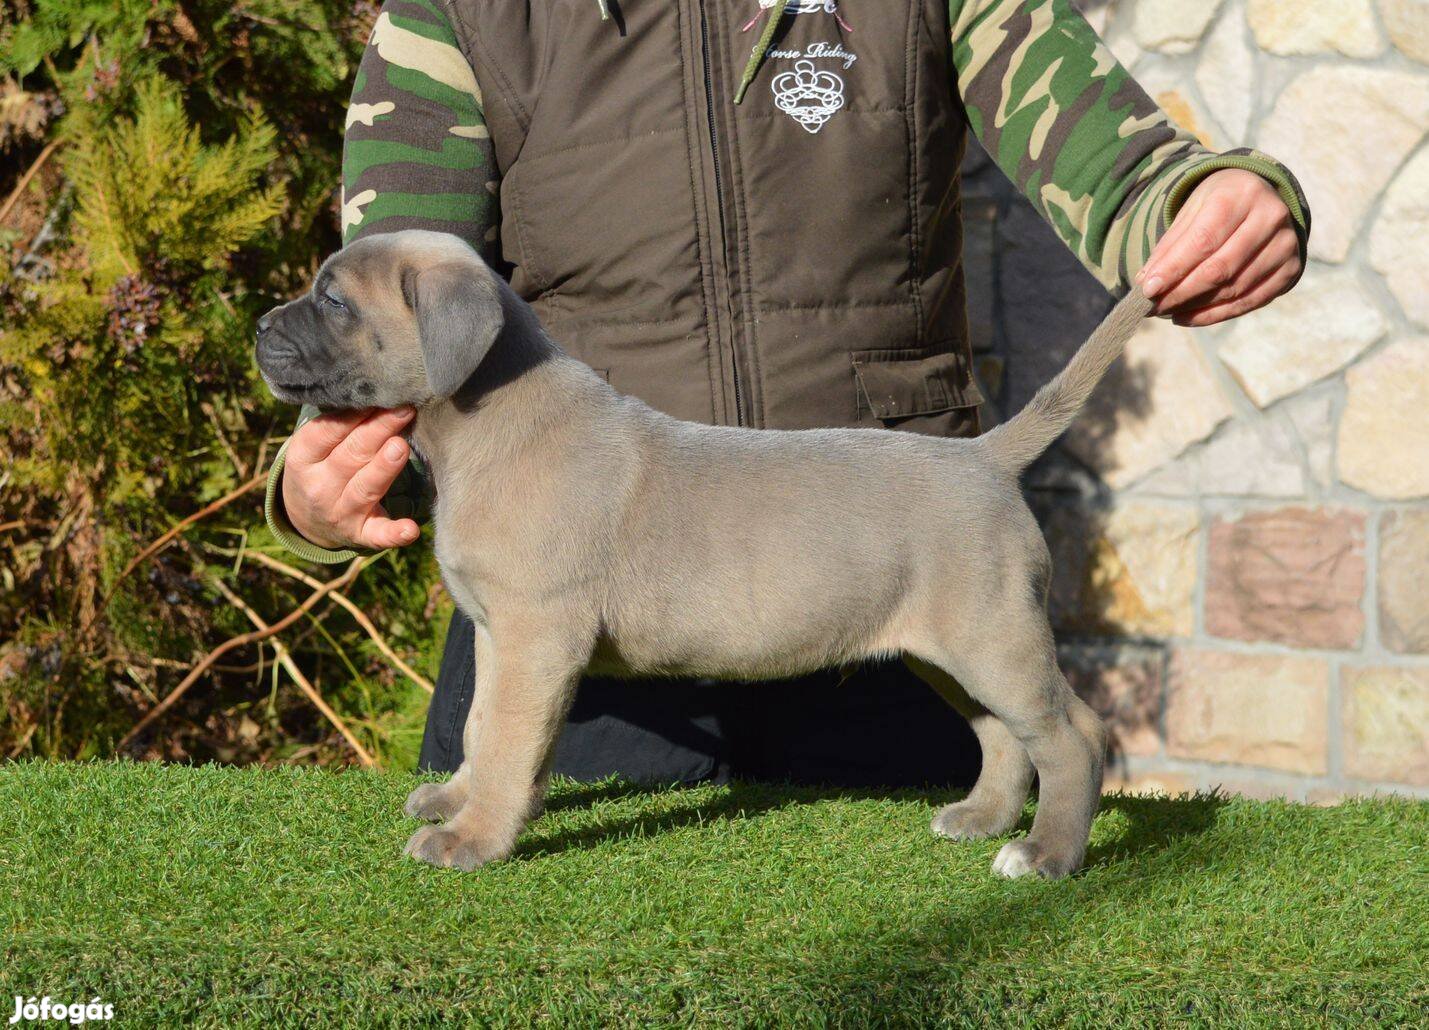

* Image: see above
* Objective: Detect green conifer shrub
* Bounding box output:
[0,0,442,767]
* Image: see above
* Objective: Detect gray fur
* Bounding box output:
[981,287,1154,472]
[256,230,1152,878]
[408,261,505,398]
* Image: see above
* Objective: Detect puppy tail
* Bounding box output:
[977,285,1154,475]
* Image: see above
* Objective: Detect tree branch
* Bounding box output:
[116,556,369,753]
[0,139,62,227]
[208,576,376,767]
[87,472,266,635]
[243,549,435,695]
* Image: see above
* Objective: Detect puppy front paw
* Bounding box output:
[403,824,492,872]
[991,838,1081,880]
[404,781,465,822]
[930,800,1019,842]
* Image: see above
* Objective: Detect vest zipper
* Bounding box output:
[696,0,746,426]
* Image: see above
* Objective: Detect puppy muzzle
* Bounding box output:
[255,299,340,406]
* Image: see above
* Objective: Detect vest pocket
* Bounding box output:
[851,348,983,423]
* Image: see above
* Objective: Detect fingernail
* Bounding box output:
[400,525,418,542]
[1134,266,1147,283]
[384,439,405,461]
[1142,274,1165,297]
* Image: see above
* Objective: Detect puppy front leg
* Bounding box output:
[404,622,495,822]
[404,627,582,871]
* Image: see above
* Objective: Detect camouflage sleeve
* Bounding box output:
[950,0,1310,293]
[341,0,498,247]
[264,0,497,564]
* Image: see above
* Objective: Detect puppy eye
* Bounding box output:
[320,293,347,311]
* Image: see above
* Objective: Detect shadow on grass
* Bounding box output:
[518,780,894,859]
[1085,790,1229,872]
[520,779,1229,877]
[512,783,1243,1016]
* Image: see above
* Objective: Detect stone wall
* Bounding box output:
[960,0,1429,801]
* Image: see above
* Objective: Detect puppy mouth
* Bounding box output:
[261,368,369,412]
[259,367,321,403]
[257,346,320,401]
[256,328,318,391]
[256,338,365,410]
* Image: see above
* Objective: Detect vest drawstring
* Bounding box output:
[734,0,790,104]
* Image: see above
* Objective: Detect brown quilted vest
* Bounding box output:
[442,0,980,436]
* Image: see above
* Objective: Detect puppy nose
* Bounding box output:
[256,309,277,336]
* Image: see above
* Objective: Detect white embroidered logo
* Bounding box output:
[744,1,852,34]
[771,59,845,134]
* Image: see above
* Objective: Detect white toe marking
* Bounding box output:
[993,842,1036,878]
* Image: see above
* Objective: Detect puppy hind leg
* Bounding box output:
[948,641,1106,879]
[904,656,1033,842]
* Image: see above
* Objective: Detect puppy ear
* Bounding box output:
[404,262,505,398]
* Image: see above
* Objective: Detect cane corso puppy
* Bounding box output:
[256,230,1152,879]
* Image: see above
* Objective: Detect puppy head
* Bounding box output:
[254,229,506,411]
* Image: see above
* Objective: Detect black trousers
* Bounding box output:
[419,610,981,789]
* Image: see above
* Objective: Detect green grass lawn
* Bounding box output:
[1,762,1425,1026]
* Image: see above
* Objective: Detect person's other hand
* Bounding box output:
[1136,168,1301,328]
[281,407,421,551]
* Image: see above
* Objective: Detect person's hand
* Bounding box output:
[1136,168,1301,328]
[281,407,421,551]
